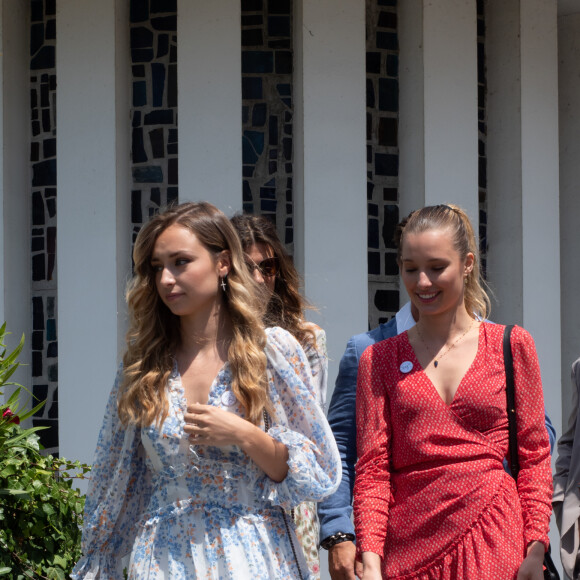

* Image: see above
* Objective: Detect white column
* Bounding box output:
[399,0,479,227]
[177,0,242,214]
[57,0,131,469]
[558,13,580,427]
[0,0,31,392]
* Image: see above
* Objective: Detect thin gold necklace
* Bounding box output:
[415,320,475,368]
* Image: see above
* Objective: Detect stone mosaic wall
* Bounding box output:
[129,0,178,240]
[29,0,59,453]
[477,0,488,272]
[366,0,400,328]
[241,0,295,247]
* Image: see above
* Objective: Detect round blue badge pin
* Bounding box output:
[400,361,413,373]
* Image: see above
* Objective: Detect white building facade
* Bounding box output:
[1,0,578,576]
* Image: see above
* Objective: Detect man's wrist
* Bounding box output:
[320,531,355,550]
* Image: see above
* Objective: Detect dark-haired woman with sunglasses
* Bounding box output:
[231,213,327,580]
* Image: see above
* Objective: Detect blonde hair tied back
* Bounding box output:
[119,201,269,428]
[394,203,491,321]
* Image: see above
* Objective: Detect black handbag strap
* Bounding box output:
[503,325,520,479]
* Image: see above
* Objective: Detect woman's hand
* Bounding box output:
[328,541,363,580]
[516,541,545,580]
[184,403,248,447]
[360,552,382,580]
[184,403,289,482]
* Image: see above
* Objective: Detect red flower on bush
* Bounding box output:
[2,408,20,424]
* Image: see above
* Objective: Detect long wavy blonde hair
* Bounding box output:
[118,201,269,427]
[395,203,491,320]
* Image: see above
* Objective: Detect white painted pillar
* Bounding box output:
[558,12,580,431]
[0,0,31,392]
[177,0,242,214]
[293,0,366,419]
[57,0,131,469]
[399,0,479,227]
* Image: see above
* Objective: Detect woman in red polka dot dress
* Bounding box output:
[353,204,552,580]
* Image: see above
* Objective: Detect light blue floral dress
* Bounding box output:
[72,327,341,580]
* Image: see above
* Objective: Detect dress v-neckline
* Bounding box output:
[403,323,483,408]
[172,360,230,408]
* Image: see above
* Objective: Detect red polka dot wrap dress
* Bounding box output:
[353,323,552,579]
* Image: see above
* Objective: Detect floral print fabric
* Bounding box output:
[72,327,341,579]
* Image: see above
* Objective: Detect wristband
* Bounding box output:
[320,532,355,550]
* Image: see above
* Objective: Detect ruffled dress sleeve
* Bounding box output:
[302,323,328,407]
[352,342,392,558]
[71,368,153,579]
[510,325,553,550]
[257,326,341,510]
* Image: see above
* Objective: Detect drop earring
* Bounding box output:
[220,276,227,291]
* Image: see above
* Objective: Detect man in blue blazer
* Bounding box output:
[318,302,557,580]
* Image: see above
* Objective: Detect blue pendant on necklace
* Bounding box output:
[434,360,439,368]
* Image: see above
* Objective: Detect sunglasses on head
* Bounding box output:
[245,256,279,277]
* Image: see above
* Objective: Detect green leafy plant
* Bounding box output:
[0,323,91,579]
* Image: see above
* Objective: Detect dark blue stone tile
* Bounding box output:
[244,130,265,156]
[32,236,44,252]
[46,0,56,15]
[130,1,149,23]
[31,141,39,162]
[31,46,55,70]
[32,191,45,225]
[47,226,56,254]
[133,111,142,128]
[269,149,277,159]
[367,52,381,74]
[132,128,147,163]
[41,73,49,82]
[387,54,398,77]
[133,166,164,183]
[285,227,292,244]
[133,81,147,107]
[367,182,374,200]
[33,419,58,448]
[151,16,177,31]
[383,187,398,201]
[33,297,44,329]
[285,162,292,173]
[479,157,486,188]
[286,177,292,189]
[268,16,290,37]
[151,63,166,106]
[46,198,56,218]
[252,103,267,126]
[376,31,398,51]
[242,106,250,124]
[385,252,399,275]
[277,84,291,96]
[149,128,164,158]
[268,0,290,14]
[367,144,372,163]
[170,43,177,63]
[167,64,177,107]
[367,113,372,141]
[31,88,38,109]
[378,11,397,29]
[374,289,399,312]
[265,178,275,187]
[378,78,398,111]
[382,204,399,248]
[46,319,56,341]
[133,64,146,78]
[242,15,263,25]
[132,48,155,63]
[243,181,252,201]
[151,188,161,206]
[242,29,263,47]
[43,138,56,158]
[41,83,50,107]
[243,166,255,177]
[269,161,277,174]
[367,78,375,108]
[132,26,154,49]
[157,34,169,58]
[32,254,45,281]
[275,51,292,74]
[284,111,292,122]
[48,400,58,418]
[167,143,178,155]
[378,0,397,6]
[374,153,398,176]
[478,42,485,84]
[283,123,292,136]
[242,51,274,74]
[32,121,41,136]
[42,108,51,132]
[48,363,57,382]
[260,187,276,199]
[478,16,485,37]
[282,138,292,161]
[31,23,45,56]
[242,0,263,10]
[261,199,276,212]
[49,75,56,91]
[269,39,290,49]
[368,203,379,217]
[368,252,380,275]
[286,203,292,214]
[32,330,44,351]
[167,187,178,204]
[168,129,178,143]
[47,297,55,318]
[46,19,56,40]
[32,108,39,121]
[269,116,278,145]
[243,203,254,213]
[31,0,43,22]
[151,0,176,12]
[378,117,397,147]
[168,158,178,185]
[32,352,43,377]
[243,137,259,165]
[368,218,379,248]
[131,190,142,223]
[144,110,174,125]
[33,385,48,408]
